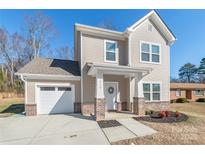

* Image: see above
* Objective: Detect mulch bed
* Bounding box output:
[97,120,122,128]
[134,112,189,123]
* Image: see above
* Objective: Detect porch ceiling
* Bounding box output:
[87,63,152,77]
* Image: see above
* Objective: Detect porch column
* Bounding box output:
[95,72,105,121]
[133,73,145,115]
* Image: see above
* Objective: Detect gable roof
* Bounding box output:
[170,83,205,90]
[16,57,80,77]
[125,10,176,44]
[75,10,176,45]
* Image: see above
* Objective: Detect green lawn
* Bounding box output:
[0,98,24,117]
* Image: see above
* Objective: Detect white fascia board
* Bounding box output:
[87,63,152,76]
[125,10,176,44]
[15,73,81,81]
[75,23,125,40]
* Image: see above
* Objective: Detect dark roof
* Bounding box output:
[16,57,80,76]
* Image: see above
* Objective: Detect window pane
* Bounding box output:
[152,84,160,92]
[152,54,159,63]
[106,52,116,61]
[40,87,55,91]
[143,83,150,92]
[144,93,151,101]
[142,53,150,62]
[195,90,204,96]
[176,89,181,96]
[152,45,159,54]
[153,93,160,100]
[141,43,150,52]
[58,87,71,91]
[106,42,116,52]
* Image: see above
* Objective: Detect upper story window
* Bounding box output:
[195,89,205,96]
[104,40,118,63]
[143,82,161,102]
[140,41,161,64]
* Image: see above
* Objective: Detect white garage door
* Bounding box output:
[37,85,75,114]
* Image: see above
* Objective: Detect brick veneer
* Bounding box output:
[117,102,122,112]
[133,97,170,115]
[81,102,95,115]
[95,98,105,121]
[133,97,145,115]
[25,104,37,116]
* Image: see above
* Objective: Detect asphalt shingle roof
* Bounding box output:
[17,57,80,76]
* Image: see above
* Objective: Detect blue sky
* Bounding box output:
[0,9,205,78]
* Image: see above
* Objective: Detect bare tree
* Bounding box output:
[0,28,14,84]
[24,11,57,58]
[55,46,70,60]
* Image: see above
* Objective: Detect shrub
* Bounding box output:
[145,110,151,115]
[175,111,181,118]
[196,98,205,102]
[158,111,166,118]
[170,99,176,103]
[176,98,189,103]
[165,111,170,117]
[150,110,154,114]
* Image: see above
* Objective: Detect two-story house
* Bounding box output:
[16,10,176,120]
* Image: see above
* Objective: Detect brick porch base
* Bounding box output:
[25,104,37,116]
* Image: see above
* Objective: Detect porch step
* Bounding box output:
[117,118,157,137]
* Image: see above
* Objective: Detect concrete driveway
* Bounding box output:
[0,114,109,145]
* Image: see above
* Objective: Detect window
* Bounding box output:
[40,87,55,91]
[140,41,160,63]
[58,87,71,91]
[143,83,161,101]
[176,89,181,97]
[143,83,151,101]
[195,89,204,96]
[105,40,117,62]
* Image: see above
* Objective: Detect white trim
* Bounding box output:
[126,10,176,44]
[140,40,161,65]
[16,73,81,81]
[104,39,118,64]
[75,23,125,40]
[142,81,162,102]
[87,63,152,77]
[20,75,27,104]
[95,72,104,99]
[35,82,75,115]
[80,31,83,104]
[104,81,119,110]
[128,33,132,66]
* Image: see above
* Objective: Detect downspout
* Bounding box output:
[20,75,27,104]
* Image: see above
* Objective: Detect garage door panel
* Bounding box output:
[37,86,74,114]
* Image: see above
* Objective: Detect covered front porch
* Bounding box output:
[87,63,152,120]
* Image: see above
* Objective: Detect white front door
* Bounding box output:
[104,82,118,110]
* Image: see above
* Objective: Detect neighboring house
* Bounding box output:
[16,10,176,120]
[170,83,205,101]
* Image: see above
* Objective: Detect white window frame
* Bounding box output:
[104,40,118,63]
[140,41,161,64]
[176,89,181,97]
[195,89,205,96]
[142,81,162,102]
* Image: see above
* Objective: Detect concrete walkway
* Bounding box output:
[0,114,109,145]
[117,118,157,137]
[101,118,156,143]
